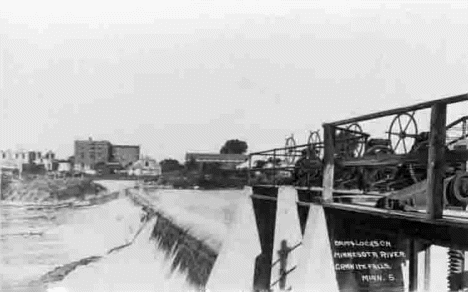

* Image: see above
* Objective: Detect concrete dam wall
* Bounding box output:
[35,184,452,292]
[38,185,339,292]
[41,187,252,292]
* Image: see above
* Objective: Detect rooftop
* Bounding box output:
[112,145,140,148]
[185,152,248,163]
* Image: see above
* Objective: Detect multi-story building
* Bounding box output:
[111,145,140,167]
[74,138,112,171]
[0,149,25,170]
[32,150,56,171]
[0,149,56,171]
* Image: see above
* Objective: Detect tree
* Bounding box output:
[267,157,282,165]
[254,160,267,169]
[206,162,223,173]
[160,159,183,173]
[184,157,198,171]
[220,139,248,154]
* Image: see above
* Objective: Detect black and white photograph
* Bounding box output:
[1,1,468,291]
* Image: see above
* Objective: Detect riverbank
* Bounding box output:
[2,177,102,202]
[1,180,137,291]
[157,169,247,190]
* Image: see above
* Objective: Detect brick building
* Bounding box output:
[74,138,112,171]
[111,145,140,168]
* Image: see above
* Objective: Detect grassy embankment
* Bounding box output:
[1,175,106,203]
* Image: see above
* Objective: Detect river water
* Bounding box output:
[1,185,452,292]
[1,195,144,292]
[1,203,70,291]
[0,186,242,292]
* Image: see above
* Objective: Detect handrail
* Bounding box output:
[325,93,468,127]
[446,115,468,130]
[250,142,323,156]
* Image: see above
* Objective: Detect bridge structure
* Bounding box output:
[246,94,468,292]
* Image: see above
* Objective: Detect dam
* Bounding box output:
[2,94,468,292]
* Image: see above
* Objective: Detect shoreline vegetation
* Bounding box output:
[157,168,248,190]
[1,168,249,199]
[1,175,112,207]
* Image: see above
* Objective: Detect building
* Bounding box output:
[111,145,140,168]
[57,160,72,173]
[0,149,22,171]
[0,149,56,171]
[128,157,161,176]
[74,138,112,171]
[185,152,248,170]
[93,162,124,175]
[33,150,55,171]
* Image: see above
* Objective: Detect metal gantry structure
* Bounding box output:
[247,93,468,292]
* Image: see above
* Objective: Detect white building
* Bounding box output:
[33,150,55,171]
[0,149,28,171]
[0,149,56,171]
[57,160,72,172]
[128,157,161,176]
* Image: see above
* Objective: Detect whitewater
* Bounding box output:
[1,182,245,292]
[1,180,452,292]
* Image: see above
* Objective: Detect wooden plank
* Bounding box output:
[427,103,447,220]
[325,93,467,126]
[323,202,468,250]
[337,149,468,168]
[322,124,335,202]
[250,143,324,156]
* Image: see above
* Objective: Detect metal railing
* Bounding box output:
[248,141,324,187]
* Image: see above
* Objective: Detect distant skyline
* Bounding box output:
[1,1,468,162]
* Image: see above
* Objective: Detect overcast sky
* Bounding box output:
[1,1,467,162]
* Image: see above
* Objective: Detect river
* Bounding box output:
[1,183,451,292]
[1,183,244,292]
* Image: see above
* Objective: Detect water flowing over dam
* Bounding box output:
[2,181,249,292]
[1,178,460,292]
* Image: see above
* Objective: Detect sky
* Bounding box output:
[1,0,468,162]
